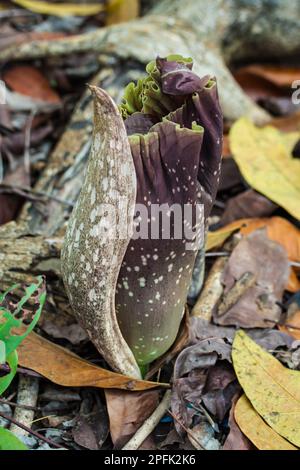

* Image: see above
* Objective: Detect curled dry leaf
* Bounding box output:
[214,229,290,328]
[234,395,297,451]
[230,118,300,220]
[18,332,168,391]
[232,331,300,447]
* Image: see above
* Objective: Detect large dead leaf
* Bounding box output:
[214,229,290,328]
[210,217,300,292]
[229,118,300,220]
[232,331,300,447]
[234,395,297,450]
[18,332,167,391]
[105,389,159,448]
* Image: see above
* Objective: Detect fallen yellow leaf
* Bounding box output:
[235,395,297,450]
[206,220,244,251]
[18,331,168,391]
[106,0,139,25]
[11,0,123,17]
[229,118,300,220]
[232,331,300,447]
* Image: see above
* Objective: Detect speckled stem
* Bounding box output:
[61,86,141,379]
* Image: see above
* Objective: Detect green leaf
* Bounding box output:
[0,351,18,395]
[0,276,46,357]
[0,341,5,364]
[0,428,28,450]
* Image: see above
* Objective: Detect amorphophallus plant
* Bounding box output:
[62,55,223,379]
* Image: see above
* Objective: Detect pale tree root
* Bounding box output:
[122,390,172,450]
[9,375,39,438]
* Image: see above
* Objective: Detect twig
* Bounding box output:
[0,397,41,412]
[10,375,39,437]
[122,390,171,450]
[205,252,229,258]
[0,9,41,19]
[0,411,66,449]
[192,256,227,320]
[23,111,35,187]
[167,409,205,450]
[217,271,256,317]
[0,183,74,207]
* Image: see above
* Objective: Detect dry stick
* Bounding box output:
[0,397,41,412]
[217,271,256,317]
[10,375,39,438]
[0,411,66,449]
[23,111,35,187]
[122,390,172,450]
[192,256,227,321]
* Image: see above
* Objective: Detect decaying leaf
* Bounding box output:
[229,118,300,220]
[220,190,277,226]
[210,217,300,292]
[214,229,290,328]
[105,389,159,448]
[72,391,109,450]
[234,395,297,451]
[18,332,168,391]
[232,331,300,447]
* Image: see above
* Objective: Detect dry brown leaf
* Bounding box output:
[234,395,297,451]
[270,112,300,133]
[105,389,159,448]
[236,65,300,89]
[238,217,300,262]
[214,229,290,328]
[18,332,168,391]
[211,217,300,292]
[3,66,61,104]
